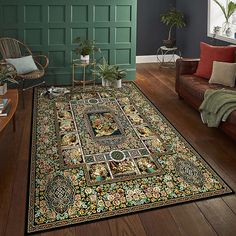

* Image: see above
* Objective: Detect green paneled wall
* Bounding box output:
[0,0,137,85]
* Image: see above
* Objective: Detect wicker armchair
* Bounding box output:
[0,37,49,106]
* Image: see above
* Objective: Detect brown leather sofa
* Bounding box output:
[176,58,236,142]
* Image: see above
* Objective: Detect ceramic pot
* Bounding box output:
[163,39,176,48]
[80,55,90,63]
[113,79,122,88]
[102,78,112,87]
[0,83,7,95]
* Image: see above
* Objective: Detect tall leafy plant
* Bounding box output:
[213,0,236,23]
[160,8,186,40]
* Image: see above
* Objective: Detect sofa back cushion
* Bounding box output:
[194,42,236,79]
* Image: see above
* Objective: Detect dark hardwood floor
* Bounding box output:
[1,63,236,236]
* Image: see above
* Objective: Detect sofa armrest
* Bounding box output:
[176,58,200,75]
[175,58,200,94]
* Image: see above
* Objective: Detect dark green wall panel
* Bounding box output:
[0,0,137,85]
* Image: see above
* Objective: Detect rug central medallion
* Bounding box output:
[55,95,164,185]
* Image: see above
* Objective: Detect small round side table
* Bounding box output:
[156,46,181,68]
[72,59,96,91]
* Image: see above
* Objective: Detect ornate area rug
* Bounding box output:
[27,83,232,233]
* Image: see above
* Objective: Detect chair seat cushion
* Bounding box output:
[6,55,38,74]
[19,69,44,79]
[179,75,225,101]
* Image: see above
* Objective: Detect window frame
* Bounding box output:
[207,0,236,44]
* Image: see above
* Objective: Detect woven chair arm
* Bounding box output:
[33,55,49,69]
[34,60,44,71]
[0,60,17,77]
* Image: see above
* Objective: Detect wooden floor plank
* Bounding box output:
[139,208,182,236]
[169,203,217,236]
[75,220,111,236]
[5,160,28,236]
[107,215,147,236]
[40,227,76,236]
[197,198,236,235]
[222,195,236,215]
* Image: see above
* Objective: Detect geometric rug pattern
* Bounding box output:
[27,83,232,233]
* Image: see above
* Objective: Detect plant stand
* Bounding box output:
[72,59,96,92]
[156,46,181,68]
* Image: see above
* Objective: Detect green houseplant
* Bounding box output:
[213,0,236,36]
[73,37,100,63]
[160,8,186,48]
[92,58,116,87]
[92,58,127,88]
[0,63,18,95]
[113,66,127,88]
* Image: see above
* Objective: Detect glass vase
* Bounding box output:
[222,22,234,37]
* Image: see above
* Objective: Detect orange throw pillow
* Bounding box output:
[194,42,236,79]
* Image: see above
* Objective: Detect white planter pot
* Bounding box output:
[102,78,112,87]
[0,83,7,95]
[80,55,90,63]
[114,79,122,88]
[102,78,106,86]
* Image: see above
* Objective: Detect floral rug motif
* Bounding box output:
[27,83,232,233]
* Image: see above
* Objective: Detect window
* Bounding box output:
[208,0,236,43]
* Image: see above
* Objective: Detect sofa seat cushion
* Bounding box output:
[178,75,225,101]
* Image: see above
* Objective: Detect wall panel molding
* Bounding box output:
[0,0,137,84]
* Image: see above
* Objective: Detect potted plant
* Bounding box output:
[0,63,18,95]
[160,8,186,48]
[213,0,236,36]
[113,66,127,88]
[73,37,100,63]
[92,58,116,87]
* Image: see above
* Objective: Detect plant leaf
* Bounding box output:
[213,0,228,20]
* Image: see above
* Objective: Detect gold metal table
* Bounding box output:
[72,59,96,91]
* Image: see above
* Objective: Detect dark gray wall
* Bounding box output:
[137,0,175,55]
[137,0,231,57]
[175,0,228,57]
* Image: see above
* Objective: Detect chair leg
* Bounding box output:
[21,79,25,109]
[44,77,48,92]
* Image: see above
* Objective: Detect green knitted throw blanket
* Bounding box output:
[199,89,236,127]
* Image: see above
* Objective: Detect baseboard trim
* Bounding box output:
[136,54,180,64]
[136,55,157,63]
